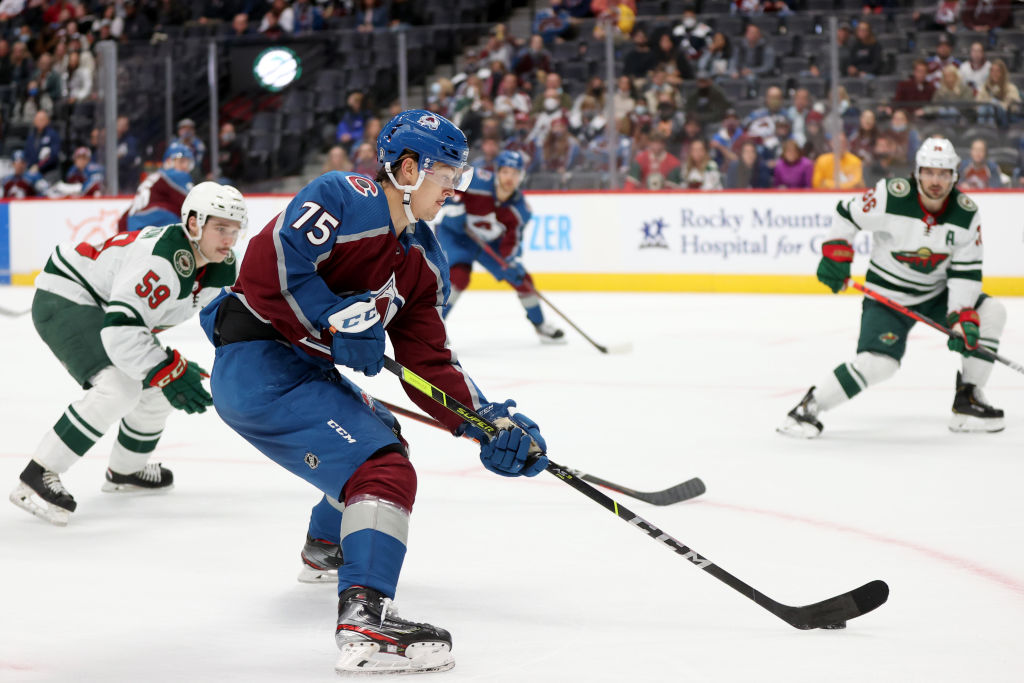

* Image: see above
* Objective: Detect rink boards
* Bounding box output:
[1,189,1021,295]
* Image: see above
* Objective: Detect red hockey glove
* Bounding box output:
[946,308,980,355]
[816,240,854,293]
[145,349,213,414]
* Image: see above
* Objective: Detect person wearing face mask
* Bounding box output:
[671,5,712,61]
[780,139,1006,439]
[883,109,921,165]
[199,112,550,675]
[684,71,732,126]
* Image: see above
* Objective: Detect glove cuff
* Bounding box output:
[822,240,854,263]
[947,308,980,328]
[145,349,186,389]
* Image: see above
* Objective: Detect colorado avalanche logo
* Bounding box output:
[417,114,440,130]
[892,247,949,274]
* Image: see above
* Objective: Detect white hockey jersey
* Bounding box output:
[832,176,984,311]
[35,223,237,380]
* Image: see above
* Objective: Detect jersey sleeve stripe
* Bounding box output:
[270,211,319,337]
[947,269,982,281]
[336,225,391,244]
[835,200,862,229]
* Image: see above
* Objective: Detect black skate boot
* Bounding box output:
[777,386,824,438]
[950,372,1005,433]
[101,463,174,493]
[297,534,344,583]
[335,585,455,675]
[9,460,77,526]
[534,321,567,345]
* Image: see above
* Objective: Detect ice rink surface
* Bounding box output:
[1,284,1022,683]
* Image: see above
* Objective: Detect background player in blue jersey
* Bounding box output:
[436,150,566,343]
[117,143,195,232]
[199,110,549,676]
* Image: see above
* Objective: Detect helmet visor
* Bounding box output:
[423,162,473,191]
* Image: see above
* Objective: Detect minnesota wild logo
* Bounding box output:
[879,331,899,346]
[892,247,948,273]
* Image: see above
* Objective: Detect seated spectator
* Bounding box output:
[613,74,637,123]
[622,29,656,81]
[355,0,388,33]
[531,72,572,114]
[217,122,243,184]
[849,109,879,162]
[685,71,732,126]
[426,78,457,120]
[51,146,103,197]
[976,58,1021,125]
[914,0,960,32]
[844,20,883,78]
[224,13,254,41]
[644,69,680,112]
[958,138,1004,189]
[351,142,378,176]
[812,132,864,189]
[8,40,33,93]
[745,86,790,138]
[926,34,960,87]
[584,116,632,174]
[472,137,501,171]
[260,9,287,39]
[171,118,207,179]
[786,88,813,147]
[697,31,732,80]
[624,132,681,190]
[959,42,991,95]
[24,110,60,177]
[63,51,92,105]
[116,116,141,190]
[681,138,722,189]
[569,94,606,143]
[493,73,531,132]
[14,79,53,123]
[513,35,552,83]
[672,5,712,61]
[336,91,370,152]
[651,97,684,146]
[32,53,62,104]
[725,141,771,188]
[933,64,975,103]
[892,59,935,117]
[961,0,1011,31]
[590,0,637,38]
[729,24,775,81]
[652,31,693,85]
[322,144,353,174]
[1,149,48,197]
[802,110,830,158]
[883,109,921,165]
[710,108,743,167]
[292,0,324,33]
[532,116,581,173]
[863,135,911,185]
[773,139,814,188]
[533,0,574,45]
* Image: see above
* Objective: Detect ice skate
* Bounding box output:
[335,585,455,675]
[101,463,174,493]
[534,321,567,345]
[9,460,77,526]
[949,372,1004,433]
[298,534,344,583]
[777,387,824,438]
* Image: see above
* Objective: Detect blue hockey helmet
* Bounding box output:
[495,150,525,172]
[163,142,196,170]
[377,109,470,185]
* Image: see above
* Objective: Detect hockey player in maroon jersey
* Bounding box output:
[199,110,550,675]
[117,143,195,232]
[436,149,566,342]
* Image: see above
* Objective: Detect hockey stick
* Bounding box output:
[383,356,889,630]
[848,279,1024,375]
[462,229,632,354]
[376,397,706,505]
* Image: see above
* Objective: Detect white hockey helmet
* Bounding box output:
[915,137,960,186]
[181,181,248,238]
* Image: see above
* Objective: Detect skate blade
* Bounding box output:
[949,414,1005,433]
[101,482,175,494]
[538,336,569,345]
[776,417,822,439]
[9,484,71,526]
[335,641,454,676]
[297,564,337,584]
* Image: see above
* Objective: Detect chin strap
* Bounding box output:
[182,223,213,264]
[384,161,426,225]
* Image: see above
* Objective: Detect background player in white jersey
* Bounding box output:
[10,182,247,526]
[778,139,1007,438]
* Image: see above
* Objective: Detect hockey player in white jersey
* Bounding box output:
[10,182,247,525]
[778,138,1007,438]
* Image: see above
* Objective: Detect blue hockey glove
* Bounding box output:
[500,259,527,286]
[323,292,385,376]
[460,400,549,477]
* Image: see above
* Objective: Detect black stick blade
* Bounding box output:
[775,580,889,630]
[635,478,707,506]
